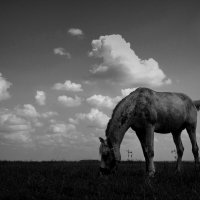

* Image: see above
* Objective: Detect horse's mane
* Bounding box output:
[105,93,133,138]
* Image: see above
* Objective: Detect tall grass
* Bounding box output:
[0,161,200,200]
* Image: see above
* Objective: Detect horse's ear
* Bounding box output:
[99,137,105,144]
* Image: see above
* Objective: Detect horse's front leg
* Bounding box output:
[145,125,155,177]
[136,125,155,177]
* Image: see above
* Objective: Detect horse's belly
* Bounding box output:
[154,127,171,134]
[154,127,173,134]
[154,117,185,133]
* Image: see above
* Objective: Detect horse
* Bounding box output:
[99,87,200,177]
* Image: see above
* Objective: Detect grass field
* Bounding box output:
[0,161,200,200]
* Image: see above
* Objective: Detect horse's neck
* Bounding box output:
[107,118,130,147]
[106,94,134,147]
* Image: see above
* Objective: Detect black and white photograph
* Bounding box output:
[0,0,200,199]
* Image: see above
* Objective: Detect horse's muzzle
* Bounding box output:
[99,164,118,176]
[99,167,111,176]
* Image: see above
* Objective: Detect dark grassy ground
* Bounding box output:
[0,161,200,200]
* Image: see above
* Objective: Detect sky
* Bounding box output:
[0,0,200,161]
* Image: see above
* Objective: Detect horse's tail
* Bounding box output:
[193,100,200,111]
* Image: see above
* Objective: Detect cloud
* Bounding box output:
[41,111,58,118]
[0,73,12,101]
[35,121,79,146]
[71,108,109,129]
[35,91,46,106]
[53,47,71,58]
[49,123,76,135]
[53,80,83,92]
[0,104,64,145]
[68,28,83,36]
[0,105,59,145]
[14,104,44,128]
[68,117,79,125]
[86,94,121,109]
[14,104,56,121]
[58,95,82,107]
[89,34,171,86]
[0,112,24,125]
[0,109,33,143]
[121,88,137,97]
[86,87,137,109]
[3,131,32,143]
[15,104,40,118]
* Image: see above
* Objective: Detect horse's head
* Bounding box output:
[98,137,118,176]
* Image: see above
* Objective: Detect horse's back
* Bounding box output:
[130,88,197,133]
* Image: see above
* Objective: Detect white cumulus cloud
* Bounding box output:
[36,120,79,146]
[86,94,121,109]
[36,122,78,146]
[89,34,171,86]
[49,123,76,135]
[15,104,40,118]
[58,95,82,107]
[0,104,66,145]
[14,104,42,128]
[86,88,137,109]
[41,111,58,118]
[53,47,71,58]
[70,108,109,129]
[35,91,46,106]
[0,73,12,101]
[3,131,32,143]
[53,80,83,92]
[0,109,33,143]
[68,28,83,36]
[121,88,137,97]
[0,112,28,127]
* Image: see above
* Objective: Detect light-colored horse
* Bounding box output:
[99,88,200,176]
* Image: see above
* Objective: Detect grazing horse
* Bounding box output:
[99,87,200,177]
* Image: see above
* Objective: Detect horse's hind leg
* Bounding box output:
[186,124,199,167]
[172,132,184,172]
